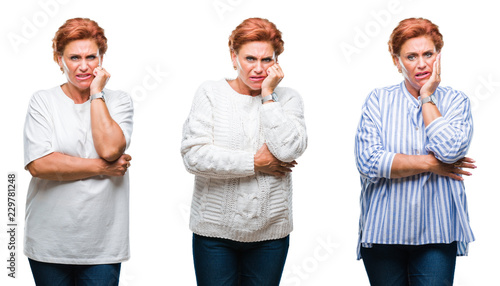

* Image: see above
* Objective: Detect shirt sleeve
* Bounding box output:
[23,92,54,168]
[425,91,473,163]
[106,90,134,150]
[260,87,308,163]
[354,90,396,183]
[180,84,255,179]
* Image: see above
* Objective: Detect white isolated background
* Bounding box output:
[0,0,498,285]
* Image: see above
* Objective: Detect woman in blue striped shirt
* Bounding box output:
[354,18,476,286]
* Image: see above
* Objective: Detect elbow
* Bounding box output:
[26,162,40,178]
[183,158,203,176]
[98,146,125,162]
[356,163,371,181]
[182,155,196,174]
[100,151,122,162]
[274,139,308,162]
[430,149,469,164]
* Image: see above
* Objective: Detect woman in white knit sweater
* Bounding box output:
[181,18,307,285]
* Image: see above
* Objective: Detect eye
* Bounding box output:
[246,56,256,62]
[70,56,79,61]
[407,55,415,61]
[424,52,433,58]
[87,55,96,60]
[262,58,273,63]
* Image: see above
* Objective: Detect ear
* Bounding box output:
[57,56,64,72]
[231,51,238,70]
[393,55,401,72]
[231,50,237,65]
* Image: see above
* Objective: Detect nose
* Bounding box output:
[79,59,89,71]
[253,61,264,74]
[417,57,427,69]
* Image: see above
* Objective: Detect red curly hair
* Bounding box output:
[52,18,107,71]
[228,18,284,57]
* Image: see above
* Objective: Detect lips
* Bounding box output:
[250,76,266,82]
[76,73,92,80]
[415,71,430,80]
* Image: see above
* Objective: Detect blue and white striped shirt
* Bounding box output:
[354,81,474,259]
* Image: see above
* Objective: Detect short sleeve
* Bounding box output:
[105,90,134,150]
[23,92,54,168]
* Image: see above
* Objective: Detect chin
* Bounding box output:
[72,83,91,91]
[250,83,262,90]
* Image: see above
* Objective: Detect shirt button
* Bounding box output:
[416,150,420,155]
[416,127,419,131]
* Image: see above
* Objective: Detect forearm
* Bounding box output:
[260,96,307,162]
[182,145,255,179]
[390,153,431,178]
[91,99,126,162]
[26,152,105,181]
[421,102,442,127]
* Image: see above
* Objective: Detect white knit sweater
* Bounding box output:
[181,79,307,242]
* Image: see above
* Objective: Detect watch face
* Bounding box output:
[91,92,105,102]
[430,95,436,104]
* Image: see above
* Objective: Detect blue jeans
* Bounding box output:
[360,242,457,286]
[28,258,121,286]
[192,233,289,286]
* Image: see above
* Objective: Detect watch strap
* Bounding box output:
[420,94,435,106]
[262,92,277,103]
[90,91,105,102]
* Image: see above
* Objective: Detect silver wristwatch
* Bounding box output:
[420,94,436,106]
[262,92,278,103]
[90,91,105,102]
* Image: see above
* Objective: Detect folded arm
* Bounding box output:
[355,91,475,182]
[26,152,131,181]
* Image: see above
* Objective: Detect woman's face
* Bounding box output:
[58,39,101,92]
[231,41,275,96]
[396,36,437,97]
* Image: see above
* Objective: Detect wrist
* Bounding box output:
[261,92,278,103]
[96,158,108,176]
[261,88,274,97]
[422,154,435,173]
[90,90,105,102]
[90,88,101,95]
[419,91,432,98]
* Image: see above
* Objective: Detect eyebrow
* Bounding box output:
[67,52,98,57]
[243,54,274,60]
[404,49,435,55]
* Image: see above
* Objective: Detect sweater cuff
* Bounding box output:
[244,152,256,175]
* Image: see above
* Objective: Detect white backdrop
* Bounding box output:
[1,0,499,285]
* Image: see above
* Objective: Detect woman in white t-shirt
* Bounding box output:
[23,18,133,286]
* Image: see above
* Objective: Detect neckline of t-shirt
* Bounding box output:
[57,84,91,106]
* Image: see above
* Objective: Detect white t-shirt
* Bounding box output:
[23,86,134,264]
